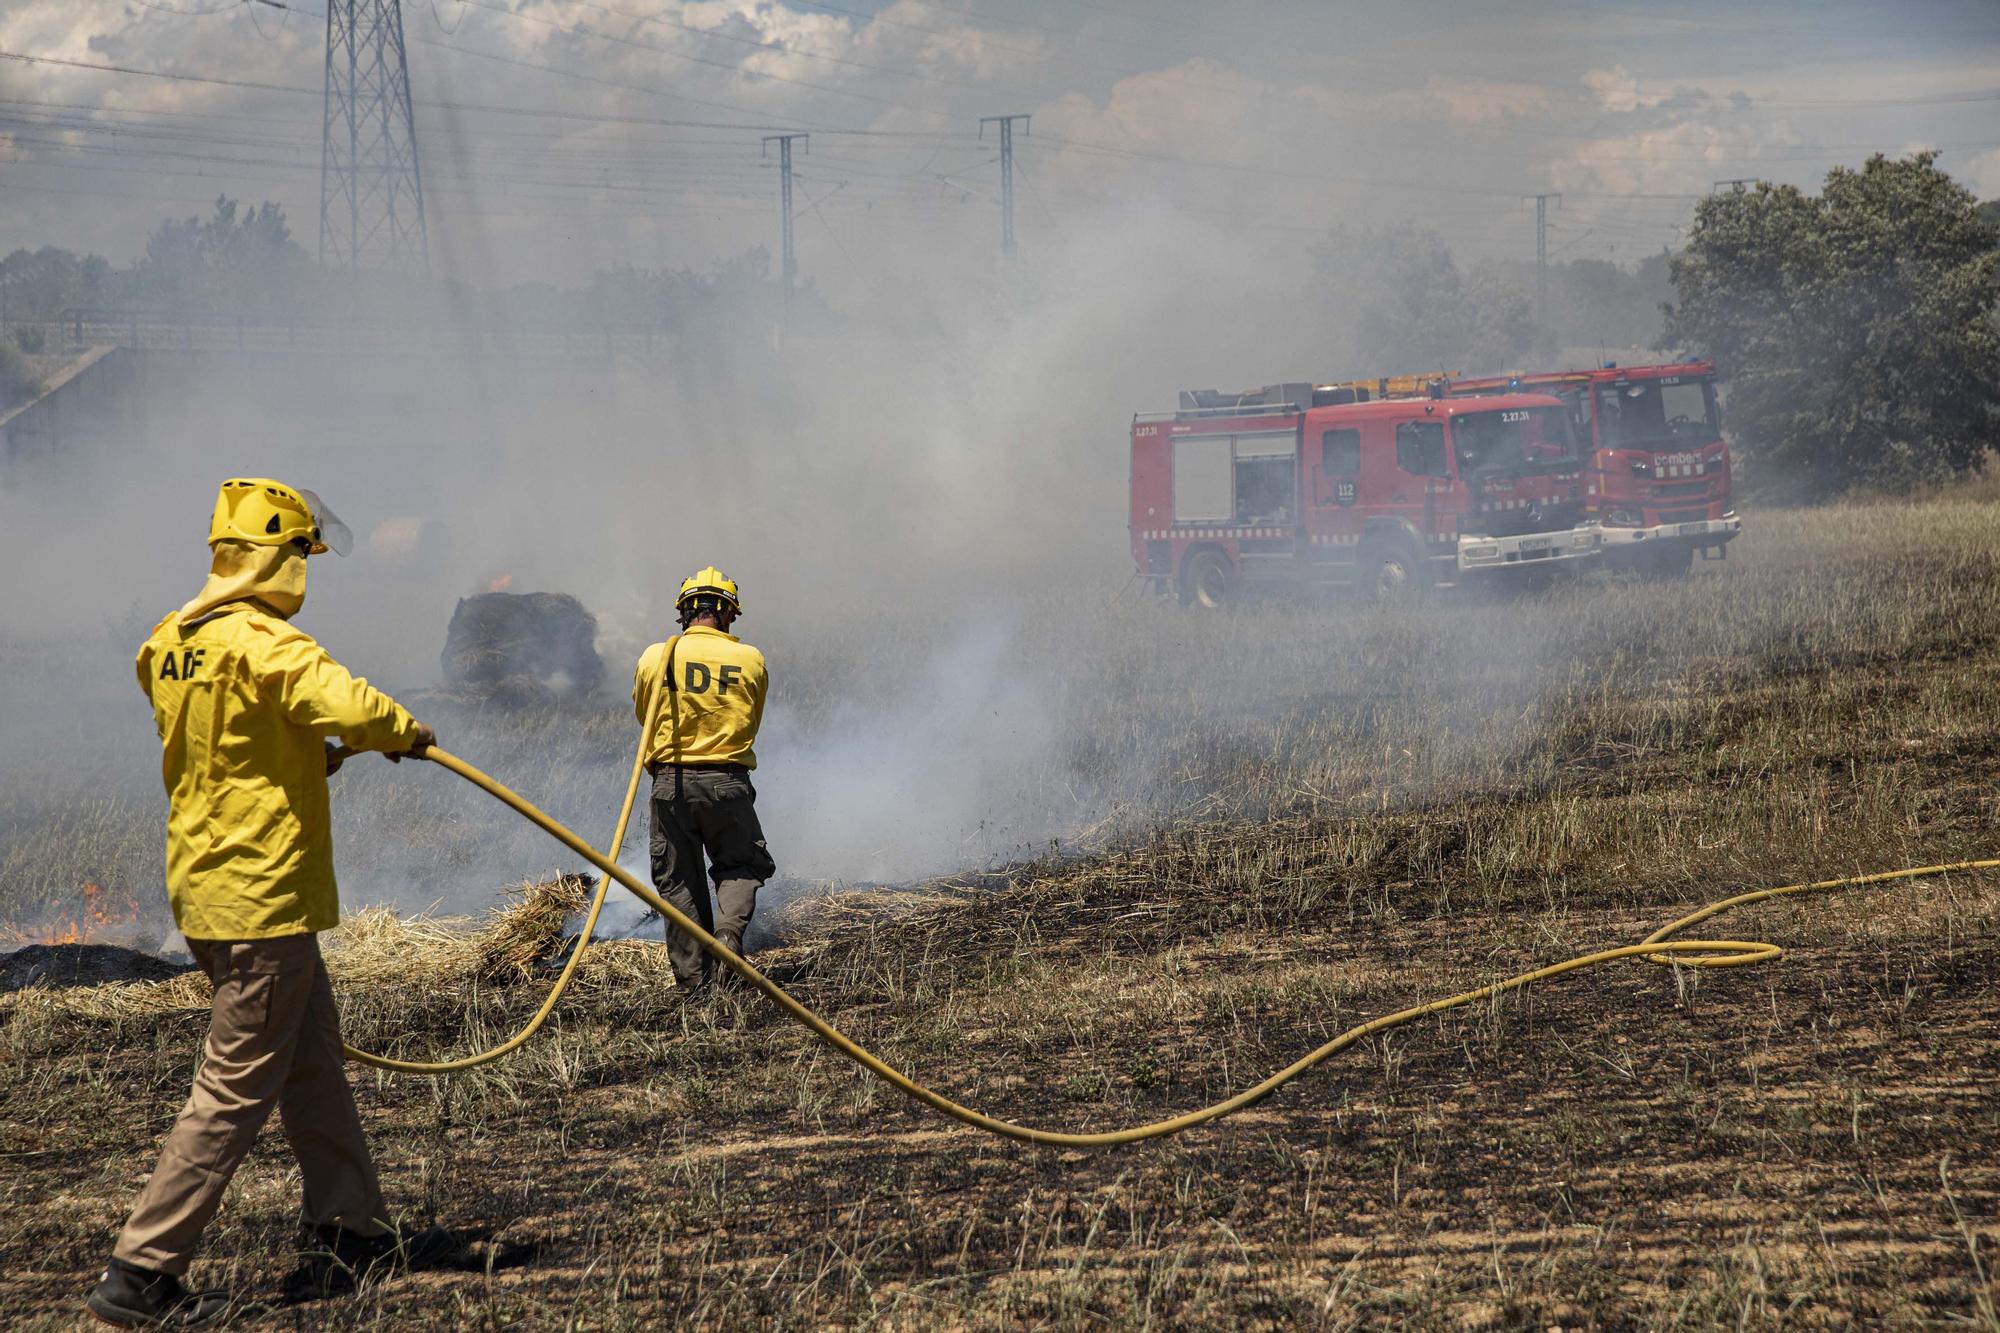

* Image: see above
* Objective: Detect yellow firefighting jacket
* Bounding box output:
[633,627,767,770]
[137,604,421,939]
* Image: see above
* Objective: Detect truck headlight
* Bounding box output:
[1605,508,1642,527]
[1463,543,1498,561]
[1571,532,1596,548]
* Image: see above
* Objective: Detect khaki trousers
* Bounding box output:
[113,932,387,1275]
[648,764,775,988]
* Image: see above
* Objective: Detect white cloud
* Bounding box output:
[1547,118,1801,199]
[1580,65,1671,115]
[1420,76,1557,127]
[1956,147,2000,198]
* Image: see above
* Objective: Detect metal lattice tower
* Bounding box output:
[1525,192,1561,328]
[320,0,429,275]
[763,133,809,320]
[979,114,1030,257]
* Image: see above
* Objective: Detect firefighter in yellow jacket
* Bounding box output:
[89,480,444,1328]
[632,567,774,991]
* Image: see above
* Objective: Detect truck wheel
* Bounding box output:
[1360,538,1427,607]
[1642,543,1694,581]
[1180,549,1233,609]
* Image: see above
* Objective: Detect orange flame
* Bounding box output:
[28,880,143,946]
[484,573,514,593]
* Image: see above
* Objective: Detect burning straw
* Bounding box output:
[2,871,967,1028]
[2,873,616,1022]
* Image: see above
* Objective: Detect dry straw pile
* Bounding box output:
[1,874,615,1023]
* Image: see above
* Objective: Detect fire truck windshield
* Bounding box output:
[1449,406,1577,478]
[1594,377,1720,450]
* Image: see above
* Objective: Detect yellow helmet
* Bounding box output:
[207,478,351,556]
[676,566,741,618]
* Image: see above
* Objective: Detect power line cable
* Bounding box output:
[406,31,829,125]
[791,176,857,269]
[429,0,468,36]
[0,48,314,96]
[1022,133,1703,202]
[245,0,290,40]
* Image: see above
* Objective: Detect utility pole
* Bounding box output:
[1524,192,1561,329]
[320,0,429,275]
[979,114,1030,257]
[763,133,809,322]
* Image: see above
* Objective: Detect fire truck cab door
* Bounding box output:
[1307,424,1364,578]
[1387,418,1451,551]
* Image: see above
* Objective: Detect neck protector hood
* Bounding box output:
[180,538,308,622]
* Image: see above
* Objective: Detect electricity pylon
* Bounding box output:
[320,0,429,274]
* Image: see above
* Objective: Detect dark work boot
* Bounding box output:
[86,1258,230,1327]
[713,934,757,993]
[281,1223,458,1302]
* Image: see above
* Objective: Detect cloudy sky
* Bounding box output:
[2,0,1998,297]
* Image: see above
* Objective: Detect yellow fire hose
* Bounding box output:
[336,703,2000,1145]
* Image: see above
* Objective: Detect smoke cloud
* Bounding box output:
[4,0,1993,935]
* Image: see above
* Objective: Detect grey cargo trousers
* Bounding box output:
[648,764,775,989]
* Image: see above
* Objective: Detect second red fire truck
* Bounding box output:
[1448,360,1740,576]
[1130,381,1603,606]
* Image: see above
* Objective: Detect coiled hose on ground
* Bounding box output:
[336,687,2000,1147]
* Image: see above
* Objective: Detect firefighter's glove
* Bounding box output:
[388,723,438,764]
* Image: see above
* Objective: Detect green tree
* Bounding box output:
[134,196,308,315]
[1,247,119,344]
[1665,153,2000,499]
[1546,252,1675,350]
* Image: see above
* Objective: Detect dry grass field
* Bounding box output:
[3,494,1999,1328]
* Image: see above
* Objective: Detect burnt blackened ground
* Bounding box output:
[2,851,1995,1329]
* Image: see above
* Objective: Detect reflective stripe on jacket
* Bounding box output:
[137,605,420,939]
[632,626,767,770]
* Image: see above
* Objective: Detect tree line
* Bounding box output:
[0,195,827,357]
[1666,153,1999,499]
[6,159,1998,500]
[1310,156,1998,500]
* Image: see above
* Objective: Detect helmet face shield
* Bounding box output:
[297,489,353,557]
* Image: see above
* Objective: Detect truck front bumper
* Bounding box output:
[1456,526,1602,573]
[1599,513,1742,547]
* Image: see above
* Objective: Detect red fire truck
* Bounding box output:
[1131,382,1602,606]
[1448,360,1740,576]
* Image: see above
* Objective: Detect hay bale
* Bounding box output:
[0,967,213,1023]
[441,591,604,703]
[322,907,483,990]
[476,873,594,982]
